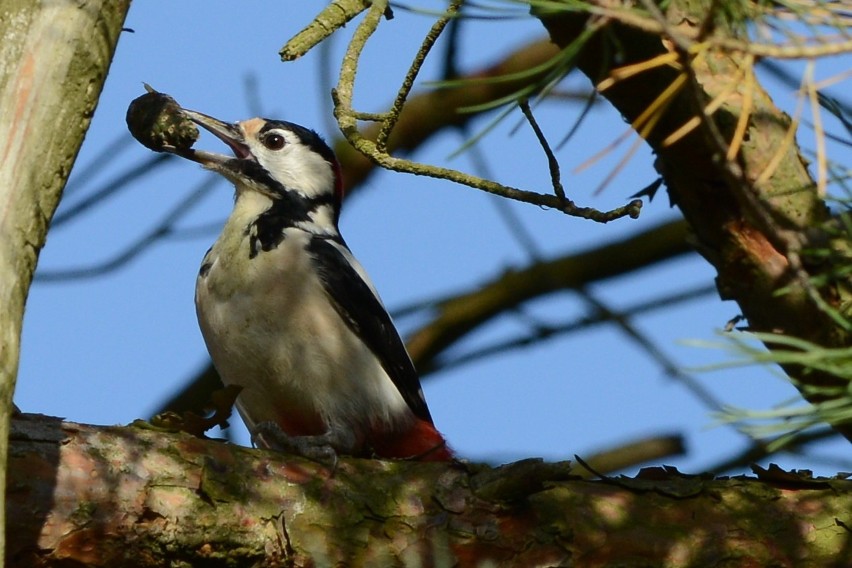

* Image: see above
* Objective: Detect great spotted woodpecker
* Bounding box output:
[177,110,452,462]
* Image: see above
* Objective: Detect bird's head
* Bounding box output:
[182,110,343,213]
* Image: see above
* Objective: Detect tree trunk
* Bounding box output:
[7,414,852,567]
[536,0,852,439]
[0,0,130,559]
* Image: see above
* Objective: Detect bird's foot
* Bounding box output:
[253,422,340,466]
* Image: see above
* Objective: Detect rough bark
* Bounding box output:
[536,1,852,439]
[0,0,131,559]
[7,414,852,567]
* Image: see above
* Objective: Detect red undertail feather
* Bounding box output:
[369,419,454,461]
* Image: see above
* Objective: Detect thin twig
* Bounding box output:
[556,90,598,150]
[376,0,463,151]
[466,140,544,260]
[426,283,715,374]
[519,99,566,201]
[63,134,135,197]
[706,427,843,474]
[332,1,641,222]
[36,177,219,282]
[53,154,171,228]
[279,0,372,61]
[578,288,727,413]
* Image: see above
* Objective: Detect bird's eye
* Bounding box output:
[263,133,286,150]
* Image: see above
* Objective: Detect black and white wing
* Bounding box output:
[306,236,433,423]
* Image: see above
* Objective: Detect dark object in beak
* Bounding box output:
[125,86,255,168]
[126,86,199,152]
[181,110,253,166]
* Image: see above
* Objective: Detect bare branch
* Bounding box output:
[331,1,642,221]
[9,414,852,567]
[279,0,372,61]
[52,154,171,228]
[519,98,566,200]
[425,281,714,375]
[576,289,727,412]
[575,433,686,478]
[376,0,463,151]
[406,219,692,365]
[332,38,566,192]
[36,177,219,282]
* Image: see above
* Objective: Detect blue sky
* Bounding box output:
[14,2,851,473]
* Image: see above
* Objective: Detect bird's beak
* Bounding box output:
[180,109,254,166]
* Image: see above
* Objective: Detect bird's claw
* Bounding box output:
[253,422,339,466]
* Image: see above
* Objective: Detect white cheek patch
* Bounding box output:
[262,145,335,199]
[241,129,334,199]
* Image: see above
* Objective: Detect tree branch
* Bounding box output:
[407,219,692,366]
[333,38,565,194]
[8,414,852,567]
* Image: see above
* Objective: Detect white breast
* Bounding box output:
[194,192,411,444]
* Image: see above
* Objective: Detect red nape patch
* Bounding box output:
[369,419,454,461]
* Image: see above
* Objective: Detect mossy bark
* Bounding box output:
[8,415,852,567]
[0,0,131,558]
